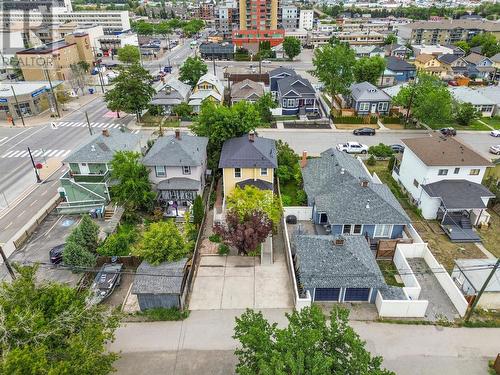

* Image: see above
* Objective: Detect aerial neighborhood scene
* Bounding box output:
[2,0,500,373]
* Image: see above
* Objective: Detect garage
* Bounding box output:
[344,288,371,302]
[314,288,340,301]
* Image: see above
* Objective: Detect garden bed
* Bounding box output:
[283,121,331,129]
[377,260,404,287]
[334,123,379,130]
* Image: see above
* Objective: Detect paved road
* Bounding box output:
[109,309,500,375]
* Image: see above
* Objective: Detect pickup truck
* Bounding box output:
[336,142,369,154]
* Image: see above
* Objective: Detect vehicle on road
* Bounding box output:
[87,263,123,305]
[490,145,500,155]
[490,130,500,137]
[390,144,405,153]
[439,127,457,136]
[353,127,376,136]
[261,60,271,64]
[336,142,369,154]
[49,244,65,264]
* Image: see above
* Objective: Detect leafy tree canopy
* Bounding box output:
[283,36,302,61]
[383,33,398,45]
[454,101,480,126]
[254,93,277,125]
[454,41,470,54]
[233,305,394,375]
[117,45,141,64]
[179,56,208,87]
[353,56,386,85]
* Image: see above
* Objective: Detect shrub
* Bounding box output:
[368,143,394,158]
[281,194,292,206]
[296,190,307,205]
[209,190,216,210]
[388,155,396,171]
[138,307,189,321]
[63,241,96,271]
[97,225,138,256]
[218,243,230,255]
[209,233,221,243]
[277,165,291,183]
[333,116,377,124]
[192,195,204,226]
[367,155,377,166]
[381,116,401,124]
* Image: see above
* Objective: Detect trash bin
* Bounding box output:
[89,88,94,94]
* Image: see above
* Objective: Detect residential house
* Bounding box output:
[269,67,296,97]
[302,148,411,243]
[150,77,191,115]
[188,73,224,113]
[132,259,189,310]
[490,52,500,79]
[450,86,495,117]
[377,69,397,88]
[476,85,500,115]
[464,53,495,80]
[352,45,385,58]
[219,133,277,197]
[437,54,468,77]
[452,259,500,309]
[142,130,208,217]
[276,75,318,116]
[347,82,392,115]
[230,79,264,104]
[414,54,447,78]
[386,56,416,82]
[58,130,141,213]
[393,136,493,242]
[384,43,411,59]
[411,44,455,57]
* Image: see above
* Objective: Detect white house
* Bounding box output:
[449,86,495,117]
[393,136,493,241]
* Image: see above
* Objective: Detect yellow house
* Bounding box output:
[219,133,277,197]
[188,72,224,112]
[414,54,447,78]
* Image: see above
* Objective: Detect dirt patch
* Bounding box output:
[104,270,135,309]
[334,123,379,130]
[199,238,219,255]
[424,237,486,272]
[427,221,445,235]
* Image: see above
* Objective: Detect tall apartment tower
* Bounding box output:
[232,0,284,50]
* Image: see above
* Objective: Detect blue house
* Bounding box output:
[347,82,392,115]
[276,75,318,116]
[301,149,411,243]
[269,67,296,97]
[386,56,416,83]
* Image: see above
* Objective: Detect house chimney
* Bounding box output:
[361,179,369,187]
[248,131,255,142]
[175,129,181,140]
[102,129,109,137]
[300,150,308,168]
[333,236,345,246]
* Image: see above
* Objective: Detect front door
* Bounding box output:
[370,103,377,113]
[80,163,90,174]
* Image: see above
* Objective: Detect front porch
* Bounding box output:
[437,208,487,243]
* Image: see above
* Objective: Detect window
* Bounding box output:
[342,224,351,234]
[374,224,392,238]
[353,224,363,235]
[155,165,166,177]
[454,167,460,174]
[377,102,388,112]
[342,224,362,235]
[438,169,448,176]
[413,179,419,188]
[234,168,241,178]
[358,102,370,112]
[182,166,191,175]
[469,169,480,175]
[260,168,267,176]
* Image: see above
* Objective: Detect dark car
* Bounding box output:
[390,144,405,153]
[49,244,65,264]
[353,127,376,136]
[440,127,457,136]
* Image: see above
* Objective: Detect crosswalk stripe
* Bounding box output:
[53,150,66,157]
[41,149,52,156]
[10,150,24,157]
[18,151,29,157]
[31,150,43,157]
[47,150,59,157]
[1,150,16,158]
[0,137,8,143]
[59,122,69,126]
[61,150,71,157]
[97,123,106,128]
[111,123,121,128]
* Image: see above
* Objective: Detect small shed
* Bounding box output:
[132,258,189,311]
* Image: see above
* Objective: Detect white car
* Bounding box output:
[336,141,369,154]
[261,60,271,64]
[490,145,500,155]
[490,130,500,137]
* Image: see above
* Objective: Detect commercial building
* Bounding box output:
[280,6,298,31]
[216,5,239,39]
[1,0,72,11]
[299,9,314,30]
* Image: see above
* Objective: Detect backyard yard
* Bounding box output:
[475,116,500,129]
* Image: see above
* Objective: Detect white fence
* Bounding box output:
[376,291,428,318]
[393,247,421,300]
[283,206,313,221]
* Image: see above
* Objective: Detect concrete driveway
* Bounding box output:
[189,252,293,310]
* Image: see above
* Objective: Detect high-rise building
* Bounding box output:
[299,9,313,30]
[232,0,284,49]
[280,6,298,31]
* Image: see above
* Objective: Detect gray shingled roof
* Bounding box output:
[422,180,494,210]
[437,54,462,65]
[142,134,208,167]
[302,149,410,225]
[350,82,391,102]
[132,259,188,295]
[64,130,140,164]
[293,235,386,289]
[236,179,273,190]
[269,67,297,78]
[157,177,201,191]
[386,56,416,72]
[219,134,278,168]
[277,75,316,97]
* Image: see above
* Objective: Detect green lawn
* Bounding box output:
[377,260,404,287]
[274,115,298,121]
[280,181,303,206]
[429,121,491,131]
[476,116,500,129]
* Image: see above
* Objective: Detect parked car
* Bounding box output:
[439,127,457,136]
[490,145,500,155]
[390,144,405,153]
[490,130,500,137]
[49,244,65,264]
[336,142,369,154]
[261,60,271,64]
[353,127,376,136]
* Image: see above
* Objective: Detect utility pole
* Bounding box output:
[85,111,93,136]
[28,147,42,183]
[405,74,417,124]
[45,68,60,118]
[465,258,500,322]
[10,85,25,127]
[0,246,16,280]
[212,55,216,75]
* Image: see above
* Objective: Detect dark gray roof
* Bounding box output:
[293,235,386,289]
[64,131,140,164]
[437,54,462,65]
[277,75,316,97]
[302,149,410,225]
[236,179,273,190]
[157,177,201,191]
[219,134,278,169]
[199,42,235,54]
[422,180,494,210]
[379,286,407,300]
[151,78,191,105]
[350,82,391,102]
[132,259,188,295]
[386,56,416,72]
[143,134,208,167]
[269,67,297,78]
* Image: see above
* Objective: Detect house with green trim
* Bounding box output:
[57,129,141,214]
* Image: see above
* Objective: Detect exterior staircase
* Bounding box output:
[460,217,473,230]
[104,208,114,221]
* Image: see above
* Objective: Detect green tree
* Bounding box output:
[192,195,204,226]
[0,265,119,374]
[179,56,208,87]
[454,101,480,126]
[254,93,277,124]
[353,56,386,85]
[104,63,155,120]
[117,45,141,64]
[233,305,394,375]
[283,36,301,61]
[77,60,91,73]
[97,225,138,256]
[182,19,204,36]
[62,241,96,269]
[78,214,100,252]
[470,32,499,57]
[393,73,453,126]
[110,151,156,212]
[133,220,189,264]
[383,33,398,45]
[55,87,71,109]
[312,43,356,114]
[454,40,470,54]
[276,140,300,184]
[172,102,192,118]
[225,185,282,226]
[368,143,394,157]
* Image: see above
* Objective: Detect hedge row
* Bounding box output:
[333,116,378,124]
[381,116,402,124]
